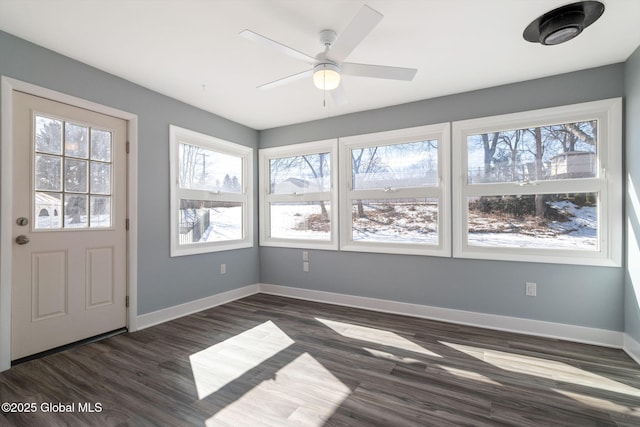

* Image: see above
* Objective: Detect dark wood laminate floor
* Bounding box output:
[1,293,640,426]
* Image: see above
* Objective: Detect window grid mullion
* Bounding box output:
[177,188,246,203]
[266,191,332,203]
[348,187,441,201]
[463,178,604,197]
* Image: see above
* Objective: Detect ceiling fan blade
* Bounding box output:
[328,5,383,63]
[331,84,348,105]
[240,29,316,64]
[257,69,313,90]
[341,62,417,81]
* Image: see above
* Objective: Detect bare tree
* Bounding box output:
[526,127,547,218]
[563,121,596,147]
[179,143,205,188]
[498,130,523,181]
[303,153,329,218]
[481,132,500,178]
[270,153,331,218]
[351,147,382,217]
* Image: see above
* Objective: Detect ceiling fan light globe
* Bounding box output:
[542,26,581,45]
[313,64,341,91]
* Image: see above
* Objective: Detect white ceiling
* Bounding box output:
[1,0,639,130]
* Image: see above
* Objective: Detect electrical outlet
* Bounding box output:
[303,261,309,272]
[220,263,226,274]
[525,282,537,297]
[302,251,309,262]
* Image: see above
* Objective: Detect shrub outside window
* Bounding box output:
[170,125,253,256]
[259,139,338,249]
[452,98,622,266]
[339,123,451,256]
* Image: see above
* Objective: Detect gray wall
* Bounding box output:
[260,64,626,331]
[1,28,634,334]
[625,45,640,341]
[0,31,260,315]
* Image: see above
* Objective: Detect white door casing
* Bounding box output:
[1,77,138,370]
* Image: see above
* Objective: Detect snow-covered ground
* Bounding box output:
[200,207,243,242]
[468,231,596,250]
[37,214,110,229]
[269,203,330,240]
[352,202,438,244]
[469,201,597,250]
[181,206,243,243]
[189,200,597,251]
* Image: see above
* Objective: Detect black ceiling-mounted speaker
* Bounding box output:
[523,1,605,45]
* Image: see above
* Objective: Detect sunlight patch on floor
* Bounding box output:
[363,347,427,365]
[189,320,294,399]
[206,352,351,426]
[316,317,440,358]
[436,364,502,386]
[441,341,640,397]
[553,388,640,415]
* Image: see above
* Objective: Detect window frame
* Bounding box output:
[339,123,451,256]
[259,139,339,250]
[452,98,622,266]
[169,125,253,257]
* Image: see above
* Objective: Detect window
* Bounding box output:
[170,125,253,256]
[339,124,450,256]
[34,115,113,230]
[259,139,338,249]
[452,98,622,266]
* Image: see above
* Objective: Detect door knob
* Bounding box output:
[15,235,30,245]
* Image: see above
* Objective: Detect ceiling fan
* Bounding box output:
[240,4,418,105]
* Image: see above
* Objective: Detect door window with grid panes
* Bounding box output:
[34,115,113,230]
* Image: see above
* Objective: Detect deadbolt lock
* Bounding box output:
[16,217,29,226]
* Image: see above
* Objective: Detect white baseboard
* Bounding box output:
[136,284,259,330]
[623,334,640,365]
[257,283,624,349]
[134,282,626,353]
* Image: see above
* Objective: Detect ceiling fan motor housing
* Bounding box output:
[319,29,337,49]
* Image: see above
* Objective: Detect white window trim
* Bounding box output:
[169,125,253,256]
[339,123,451,257]
[452,98,622,266]
[259,139,339,250]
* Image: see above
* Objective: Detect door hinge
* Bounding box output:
[126,218,129,230]
[125,296,129,308]
[126,141,130,154]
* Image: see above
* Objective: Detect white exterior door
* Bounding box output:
[11,91,127,360]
